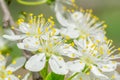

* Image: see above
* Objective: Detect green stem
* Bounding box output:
[67,72,79,80]
[17,0,47,5]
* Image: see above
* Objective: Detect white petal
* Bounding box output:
[49,55,68,75]
[71,12,83,22]
[22,73,30,80]
[98,61,117,72]
[60,28,79,39]
[5,75,19,80]
[19,22,30,33]
[114,71,120,80]
[93,31,105,42]
[60,44,81,58]
[91,65,109,80]
[67,60,85,72]
[25,53,46,72]
[6,57,26,72]
[0,54,6,68]
[3,35,26,41]
[17,37,40,51]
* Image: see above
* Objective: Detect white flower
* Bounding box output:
[66,38,119,79]
[0,54,26,80]
[55,1,106,41]
[24,37,72,75]
[0,37,7,50]
[3,14,59,41]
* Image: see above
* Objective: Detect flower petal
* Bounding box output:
[71,11,83,23]
[0,54,6,68]
[60,28,79,39]
[6,57,26,72]
[3,35,26,41]
[98,61,117,72]
[91,65,109,80]
[25,53,46,72]
[19,22,30,33]
[49,55,68,75]
[60,44,81,58]
[67,60,85,72]
[17,37,40,51]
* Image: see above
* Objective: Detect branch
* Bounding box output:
[0,1,43,80]
[0,0,14,27]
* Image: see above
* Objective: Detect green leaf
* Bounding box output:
[45,72,65,80]
[40,61,48,79]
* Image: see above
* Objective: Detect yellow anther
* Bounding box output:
[58,57,63,60]
[111,55,114,58]
[23,12,26,15]
[29,20,33,24]
[92,53,96,56]
[63,6,67,11]
[6,53,10,57]
[86,72,90,75]
[2,66,5,69]
[79,77,82,80]
[99,47,104,55]
[111,75,115,79]
[11,26,15,29]
[103,24,107,29]
[8,77,11,80]
[71,53,75,58]
[38,48,42,52]
[112,61,116,64]
[79,61,82,64]
[7,70,12,75]
[71,9,75,13]
[49,43,53,47]
[71,0,75,3]
[64,40,67,43]
[39,14,43,17]
[12,60,16,64]
[70,42,75,47]
[35,42,39,45]
[82,49,86,53]
[67,9,71,12]
[50,16,53,19]
[103,66,108,68]
[18,75,21,78]
[26,32,30,35]
[38,27,42,34]
[45,27,49,32]
[29,13,33,16]
[118,48,120,51]
[107,50,111,54]
[65,35,70,40]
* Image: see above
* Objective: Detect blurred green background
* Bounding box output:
[0,0,120,48]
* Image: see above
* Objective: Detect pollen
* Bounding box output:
[18,75,21,79]
[12,60,16,64]
[7,70,12,75]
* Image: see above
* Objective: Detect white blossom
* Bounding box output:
[0,54,26,80]
[66,38,120,80]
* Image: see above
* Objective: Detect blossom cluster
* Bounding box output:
[2,0,120,80]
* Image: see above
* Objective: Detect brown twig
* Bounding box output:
[0,0,14,27]
[0,0,43,80]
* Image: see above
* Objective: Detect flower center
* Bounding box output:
[39,39,61,57]
[81,55,95,65]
